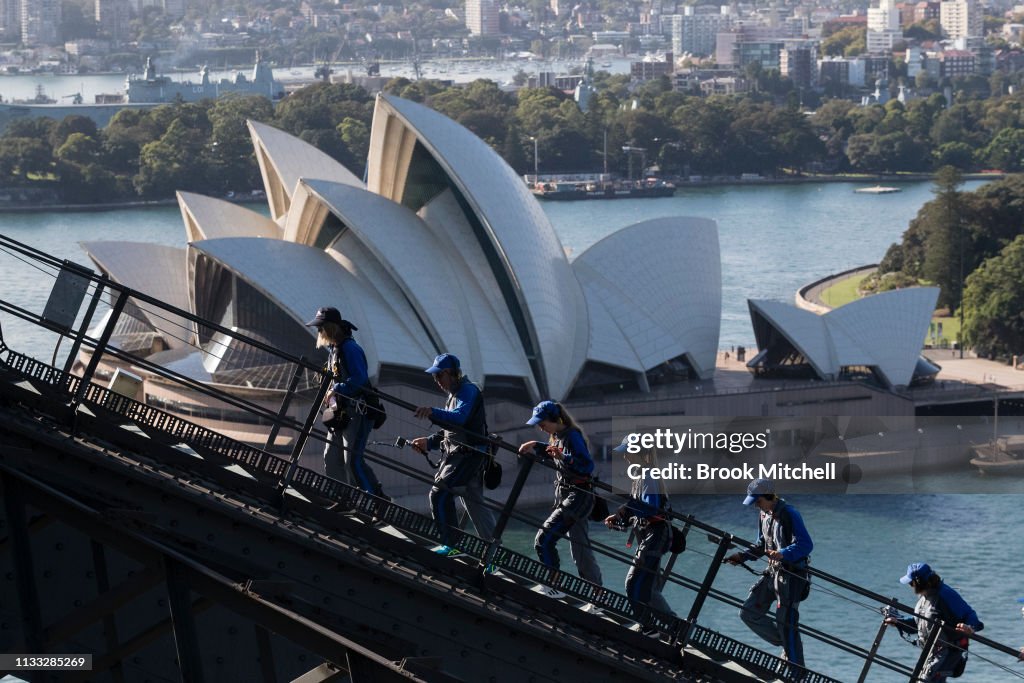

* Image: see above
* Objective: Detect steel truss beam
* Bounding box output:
[0,418,689,682]
[0,466,434,683]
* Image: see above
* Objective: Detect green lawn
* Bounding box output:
[820,273,962,347]
[819,274,865,308]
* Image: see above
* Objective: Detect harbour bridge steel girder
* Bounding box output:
[0,464,440,683]
[0,412,692,683]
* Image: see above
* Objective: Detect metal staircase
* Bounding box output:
[1,233,1021,683]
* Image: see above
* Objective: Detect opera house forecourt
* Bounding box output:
[73,93,941,501]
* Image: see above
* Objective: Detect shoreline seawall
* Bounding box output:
[2,172,1002,213]
[0,195,265,214]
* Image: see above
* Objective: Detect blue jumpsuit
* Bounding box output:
[614,472,676,625]
[323,337,381,495]
[534,428,603,587]
[738,499,813,669]
[423,378,496,547]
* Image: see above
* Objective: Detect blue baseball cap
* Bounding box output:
[743,477,774,505]
[425,353,460,374]
[612,434,634,453]
[900,562,934,584]
[526,400,560,426]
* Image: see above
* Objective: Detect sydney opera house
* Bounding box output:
[76,92,939,469]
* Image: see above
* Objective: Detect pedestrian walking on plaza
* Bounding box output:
[410,353,496,556]
[518,400,603,599]
[885,563,983,681]
[725,478,813,673]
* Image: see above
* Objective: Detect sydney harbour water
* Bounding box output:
[1,180,1021,681]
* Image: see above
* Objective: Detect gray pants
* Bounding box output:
[535,486,603,586]
[430,451,496,546]
[323,412,379,494]
[740,567,807,667]
[626,521,676,623]
[920,641,966,682]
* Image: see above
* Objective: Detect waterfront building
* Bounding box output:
[747,290,941,388]
[21,0,61,46]
[574,59,597,109]
[940,0,982,39]
[77,94,723,450]
[465,0,500,36]
[860,54,892,81]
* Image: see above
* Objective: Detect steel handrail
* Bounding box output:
[2,232,1021,679]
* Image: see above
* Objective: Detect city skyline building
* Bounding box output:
[0,0,17,40]
[465,0,500,36]
[867,0,903,53]
[940,0,982,39]
[96,0,131,42]
[21,0,62,46]
[781,44,817,88]
[669,6,733,58]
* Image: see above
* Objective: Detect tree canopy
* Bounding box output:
[962,234,1024,359]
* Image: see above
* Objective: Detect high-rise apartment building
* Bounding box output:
[96,0,131,41]
[867,0,902,53]
[669,7,733,57]
[22,0,62,45]
[0,0,19,40]
[940,0,981,39]
[781,43,817,88]
[466,0,500,36]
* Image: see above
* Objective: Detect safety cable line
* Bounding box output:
[2,232,1020,674]
[352,440,912,676]
[0,342,969,682]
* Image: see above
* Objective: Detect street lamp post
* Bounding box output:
[530,136,539,180]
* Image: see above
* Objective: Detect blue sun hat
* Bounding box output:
[900,562,934,584]
[425,353,460,374]
[743,478,774,505]
[526,400,560,426]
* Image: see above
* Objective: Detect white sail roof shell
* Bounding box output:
[825,287,939,387]
[289,178,534,390]
[247,120,363,222]
[187,238,434,375]
[749,300,834,378]
[80,241,192,349]
[176,191,282,242]
[749,287,939,387]
[572,217,721,379]
[417,189,538,396]
[365,93,588,400]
